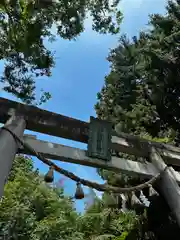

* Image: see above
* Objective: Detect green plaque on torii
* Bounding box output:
[87,117,112,161]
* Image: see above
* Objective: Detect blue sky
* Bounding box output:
[0,0,167,212]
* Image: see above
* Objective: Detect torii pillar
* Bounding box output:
[0,115,26,198]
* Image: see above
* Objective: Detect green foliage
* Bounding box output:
[4,1,180,239]
[113,232,128,240]
[0,0,123,104]
[0,155,143,240]
[79,203,138,240]
[94,1,180,239]
[0,155,83,240]
[8,155,34,181]
[95,0,180,141]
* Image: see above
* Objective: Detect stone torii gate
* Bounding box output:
[1,97,180,226]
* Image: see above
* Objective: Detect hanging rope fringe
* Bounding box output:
[149,184,158,196]
[2,126,168,194]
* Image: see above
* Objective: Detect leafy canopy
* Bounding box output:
[0,0,122,104]
[0,155,84,240]
[94,1,180,239]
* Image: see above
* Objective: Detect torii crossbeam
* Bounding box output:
[1,97,180,227]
